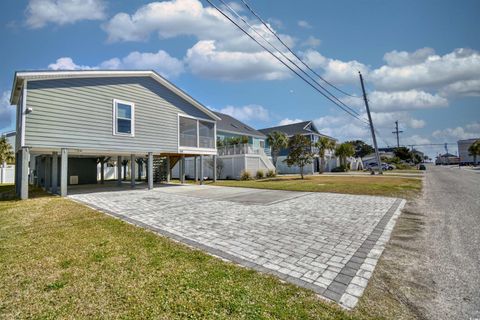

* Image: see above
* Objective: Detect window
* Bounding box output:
[113,100,134,136]
[199,121,215,148]
[179,116,198,147]
[179,116,215,149]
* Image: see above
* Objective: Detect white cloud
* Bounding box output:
[26,0,106,28]
[343,90,448,112]
[383,47,436,67]
[432,121,480,140]
[185,40,289,81]
[439,79,480,97]
[297,20,312,29]
[302,49,368,84]
[216,104,270,122]
[402,134,431,145]
[48,57,96,70]
[0,91,16,132]
[278,118,303,126]
[371,48,480,92]
[49,51,185,79]
[100,50,185,78]
[103,0,295,80]
[301,36,321,48]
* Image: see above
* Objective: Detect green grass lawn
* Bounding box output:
[211,175,422,199]
[0,185,366,319]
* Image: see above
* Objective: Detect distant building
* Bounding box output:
[435,153,460,165]
[458,138,480,164]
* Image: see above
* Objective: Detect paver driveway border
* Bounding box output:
[70,187,405,309]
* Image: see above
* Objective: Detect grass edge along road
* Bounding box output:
[211,174,422,199]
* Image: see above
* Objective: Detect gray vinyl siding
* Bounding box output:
[25,77,214,152]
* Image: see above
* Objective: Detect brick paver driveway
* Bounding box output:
[69,184,404,309]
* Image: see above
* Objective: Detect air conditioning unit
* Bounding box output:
[69,175,79,185]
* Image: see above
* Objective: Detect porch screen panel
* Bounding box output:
[179,117,198,147]
[199,121,214,149]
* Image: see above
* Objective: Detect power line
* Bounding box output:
[205,0,368,125]
[239,0,362,99]
[217,0,364,120]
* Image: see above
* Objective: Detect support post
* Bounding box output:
[20,148,29,200]
[51,152,58,194]
[130,154,135,188]
[117,156,122,186]
[213,155,217,182]
[180,155,185,184]
[359,72,383,175]
[60,148,68,197]
[148,152,153,190]
[194,156,198,182]
[166,156,171,183]
[100,157,105,184]
[199,155,204,185]
[44,156,51,191]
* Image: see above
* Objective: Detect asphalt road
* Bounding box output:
[411,165,480,319]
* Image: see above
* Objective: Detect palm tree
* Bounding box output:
[315,137,336,173]
[0,137,14,165]
[468,139,480,166]
[335,142,355,168]
[266,131,288,168]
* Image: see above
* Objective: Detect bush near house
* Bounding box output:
[255,170,265,179]
[266,169,276,178]
[240,170,252,180]
[331,165,349,172]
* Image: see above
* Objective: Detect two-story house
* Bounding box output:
[259,121,338,174]
[10,70,220,199]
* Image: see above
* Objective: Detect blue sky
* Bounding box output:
[1,0,479,157]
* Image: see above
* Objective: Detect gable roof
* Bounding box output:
[9,70,220,121]
[259,121,335,140]
[214,111,266,138]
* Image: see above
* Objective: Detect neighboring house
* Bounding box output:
[10,70,220,199]
[259,121,339,174]
[435,153,460,165]
[458,138,480,164]
[172,111,275,180]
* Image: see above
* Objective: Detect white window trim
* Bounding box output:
[112,99,135,137]
[178,114,216,151]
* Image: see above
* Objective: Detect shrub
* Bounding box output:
[255,170,265,179]
[240,170,252,180]
[266,169,276,178]
[331,165,349,172]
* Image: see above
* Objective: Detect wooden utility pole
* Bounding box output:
[359,72,383,174]
[392,120,403,148]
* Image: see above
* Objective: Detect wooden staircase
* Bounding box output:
[152,156,180,183]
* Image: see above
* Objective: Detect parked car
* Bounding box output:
[419,164,426,170]
[365,162,395,170]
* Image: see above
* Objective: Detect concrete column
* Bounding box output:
[20,148,29,200]
[100,158,105,184]
[180,155,185,184]
[194,156,198,182]
[166,156,171,183]
[44,156,51,191]
[51,152,58,194]
[147,152,153,190]
[213,155,217,182]
[117,156,122,186]
[130,154,136,188]
[60,148,68,197]
[199,155,204,185]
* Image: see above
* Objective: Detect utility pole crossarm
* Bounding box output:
[359,71,383,174]
[392,120,404,148]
